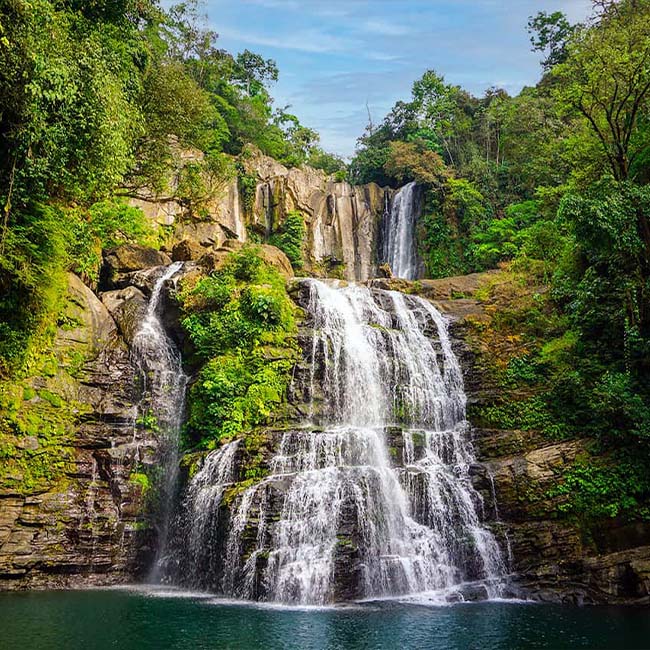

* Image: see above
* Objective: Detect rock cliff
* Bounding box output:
[3,250,650,605]
[375,273,650,605]
[0,274,158,589]
[131,149,390,281]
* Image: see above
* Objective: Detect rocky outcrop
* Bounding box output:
[470,426,650,605]
[171,238,205,262]
[102,245,172,289]
[0,274,159,590]
[219,239,294,279]
[131,149,390,281]
[100,286,148,345]
[244,153,388,281]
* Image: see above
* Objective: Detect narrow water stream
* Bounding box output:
[130,262,187,580]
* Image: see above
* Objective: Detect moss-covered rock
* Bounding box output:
[0,273,160,590]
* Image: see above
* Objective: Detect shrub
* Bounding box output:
[269,211,306,270]
[179,246,298,447]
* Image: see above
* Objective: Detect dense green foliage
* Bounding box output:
[179,247,298,448]
[0,0,338,377]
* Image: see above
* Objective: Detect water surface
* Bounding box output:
[0,588,648,650]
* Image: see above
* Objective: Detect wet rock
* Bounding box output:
[100,244,171,289]
[0,274,158,590]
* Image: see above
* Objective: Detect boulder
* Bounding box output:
[173,222,225,248]
[172,238,205,262]
[60,273,119,357]
[100,286,148,345]
[102,245,171,289]
[260,244,293,279]
[197,250,230,273]
[104,244,171,273]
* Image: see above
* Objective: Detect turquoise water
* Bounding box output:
[1,588,649,650]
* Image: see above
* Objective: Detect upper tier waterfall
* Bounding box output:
[169,279,505,604]
[382,181,420,280]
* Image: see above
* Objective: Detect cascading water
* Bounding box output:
[173,278,505,604]
[382,181,420,280]
[130,262,187,578]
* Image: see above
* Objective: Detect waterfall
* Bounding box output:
[382,181,420,280]
[130,262,187,579]
[174,279,505,604]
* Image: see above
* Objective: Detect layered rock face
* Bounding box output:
[0,243,297,591]
[0,274,158,589]
[132,150,390,281]
[4,243,650,605]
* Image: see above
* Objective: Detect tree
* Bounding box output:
[234,49,278,97]
[527,11,576,70]
[383,140,448,187]
[558,181,650,352]
[410,70,468,166]
[552,0,650,181]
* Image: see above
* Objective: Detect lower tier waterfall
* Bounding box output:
[381,181,421,280]
[167,279,505,604]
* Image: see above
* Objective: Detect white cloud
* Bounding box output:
[362,19,411,36]
[218,26,355,54]
[365,52,403,62]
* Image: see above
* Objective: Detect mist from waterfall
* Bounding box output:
[382,181,420,280]
[174,279,505,605]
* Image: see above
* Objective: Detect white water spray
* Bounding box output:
[130,262,187,579]
[178,279,505,604]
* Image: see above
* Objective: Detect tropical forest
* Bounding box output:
[1,1,650,648]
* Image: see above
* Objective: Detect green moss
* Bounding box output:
[38,389,63,408]
[22,386,35,401]
[136,410,160,433]
[336,535,357,550]
[129,472,151,495]
[236,161,257,214]
[469,396,569,438]
[223,478,257,506]
[0,310,92,494]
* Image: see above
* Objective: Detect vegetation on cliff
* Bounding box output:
[179,246,299,448]
[0,0,337,377]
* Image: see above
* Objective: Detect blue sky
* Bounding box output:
[206,0,593,157]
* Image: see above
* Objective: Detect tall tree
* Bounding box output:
[552,0,650,181]
[527,11,576,70]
